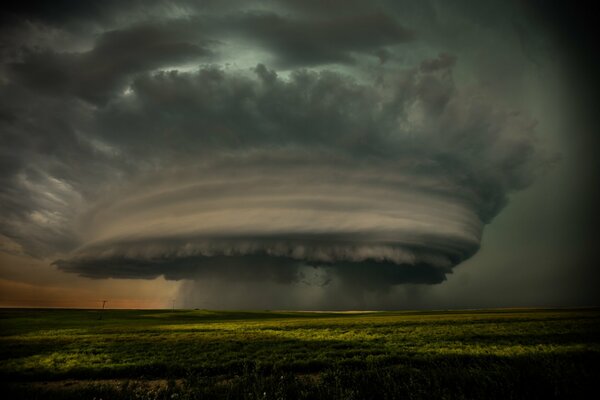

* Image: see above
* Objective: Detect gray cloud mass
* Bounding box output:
[0,0,564,307]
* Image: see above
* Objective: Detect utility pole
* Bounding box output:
[171,299,175,312]
[99,300,107,320]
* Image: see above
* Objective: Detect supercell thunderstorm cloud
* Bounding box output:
[2,1,594,309]
[52,63,537,286]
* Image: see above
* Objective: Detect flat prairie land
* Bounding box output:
[1,308,599,399]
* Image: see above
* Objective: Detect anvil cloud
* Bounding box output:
[1,1,566,306]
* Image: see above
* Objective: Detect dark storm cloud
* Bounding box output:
[1,0,199,28]
[3,1,144,25]
[53,236,454,286]
[0,0,555,299]
[4,1,412,104]
[224,11,413,67]
[55,256,450,288]
[0,83,129,256]
[46,57,542,286]
[9,23,210,104]
[89,60,543,219]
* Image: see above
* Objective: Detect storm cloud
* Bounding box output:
[9,23,210,104]
[0,0,564,307]
[48,59,542,285]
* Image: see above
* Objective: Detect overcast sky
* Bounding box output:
[0,0,598,309]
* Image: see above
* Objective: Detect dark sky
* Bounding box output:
[0,0,598,309]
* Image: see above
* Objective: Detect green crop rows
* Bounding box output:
[1,308,598,399]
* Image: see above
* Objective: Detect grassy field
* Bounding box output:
[1,308,599,399]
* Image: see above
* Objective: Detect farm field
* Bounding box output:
[1,308,599,399]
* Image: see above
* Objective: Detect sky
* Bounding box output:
[0,0,598,310]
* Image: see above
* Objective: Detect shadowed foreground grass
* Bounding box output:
[0,308,598,399]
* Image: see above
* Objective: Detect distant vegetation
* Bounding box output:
[1,308,598,399]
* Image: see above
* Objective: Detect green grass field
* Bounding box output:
[1,308,599,399]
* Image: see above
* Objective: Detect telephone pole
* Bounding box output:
[99,300,107,320]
